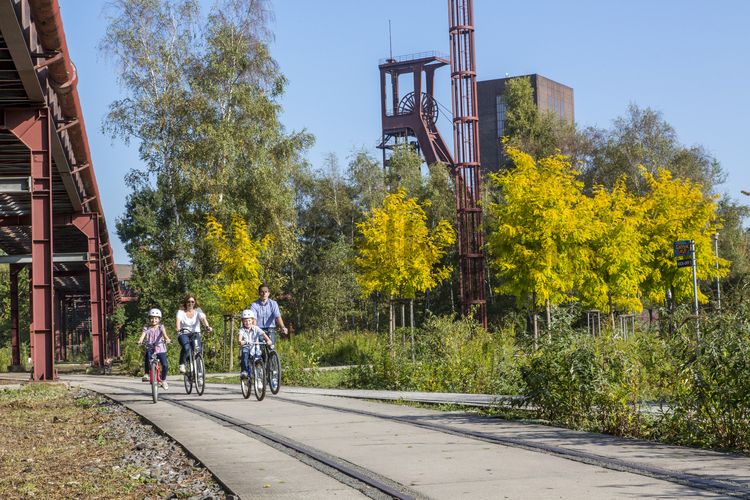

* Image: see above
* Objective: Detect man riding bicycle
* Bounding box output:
[250,284,288,344]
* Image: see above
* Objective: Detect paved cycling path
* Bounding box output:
[42,374,749,499]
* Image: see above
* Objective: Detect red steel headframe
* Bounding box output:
[448,0,487,328]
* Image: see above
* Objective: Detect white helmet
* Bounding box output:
[148,308,162,318]
[241,309,255,320]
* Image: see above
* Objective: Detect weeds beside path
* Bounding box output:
[0,383,227,499]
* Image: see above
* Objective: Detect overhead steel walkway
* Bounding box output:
[0,0,120,380]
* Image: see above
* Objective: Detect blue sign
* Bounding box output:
[673,240,692,258]
[676,258,693,268]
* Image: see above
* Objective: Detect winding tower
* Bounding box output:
[377,53,453,168]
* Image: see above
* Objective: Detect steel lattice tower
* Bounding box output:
[448,0,487,328]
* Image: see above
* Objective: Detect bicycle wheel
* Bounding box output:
[150,363,158,403]
[183,356,193,395]
[252,360,266,401]
[240,371,251,399]
[267,351,281,395]
[195,355,206,396]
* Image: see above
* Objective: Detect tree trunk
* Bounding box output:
[608,294,615,331]
[389,298,394,346]
[532,292,538,350]
[410,299,415,363]
[401,302,406,342]
[546,298,552,339]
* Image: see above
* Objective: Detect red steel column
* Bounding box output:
[9,264,21,368]
[449,0,487,328]
[54,293,63,361]
[5,108,56,380]
[72,214,105,366]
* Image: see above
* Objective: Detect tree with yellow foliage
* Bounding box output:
[205,214,269,313]
[355,189,455,343]
[486,146,594,342]
[638,168,729,306]
[578,180,647,328]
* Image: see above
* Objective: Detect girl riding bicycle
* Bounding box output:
[137,308,171,389]
[176,293,213,374]
[238,309,273,379]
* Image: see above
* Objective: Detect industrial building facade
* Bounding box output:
[477,74,574,171]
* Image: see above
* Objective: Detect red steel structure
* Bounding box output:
[377,2,488,328]
[378,52,453,168]
[0,0,120,379]
[448,0,487,327]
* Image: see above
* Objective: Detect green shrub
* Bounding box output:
[520,328,670,436]
[341,315,522,394]
[659,304,750,451]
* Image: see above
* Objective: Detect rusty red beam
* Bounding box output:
[4,108,56,380]
[27,0,118,293]
[449,0,487,328]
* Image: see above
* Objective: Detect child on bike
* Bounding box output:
[137,308,171,389]
[238,309,273,379]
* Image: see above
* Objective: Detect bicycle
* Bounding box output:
[142,340,165,403]
[260,342,281,395]
[179,327,206,396]
[240,341,266,401]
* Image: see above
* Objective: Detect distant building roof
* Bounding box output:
[115,264,132,281]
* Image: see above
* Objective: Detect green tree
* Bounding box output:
[503,77,580,161]
[582,104,725,196]
[103,0,310,317]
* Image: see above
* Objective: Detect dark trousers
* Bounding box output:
[178,333,201,365]
[144,350,168,380]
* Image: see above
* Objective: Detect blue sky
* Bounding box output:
[58,0,750,263]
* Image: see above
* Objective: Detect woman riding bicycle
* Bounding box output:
[176,293,213,374]
[137,308,171,389]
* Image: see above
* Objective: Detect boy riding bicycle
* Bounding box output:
[137,308,171,389]
[238,309,273,379]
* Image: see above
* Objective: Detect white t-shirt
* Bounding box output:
[239,325,267,357]
[177,308,205,333]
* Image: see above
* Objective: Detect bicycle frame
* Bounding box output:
[179,328,206,396]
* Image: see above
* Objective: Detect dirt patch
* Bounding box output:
[0,384,229,499]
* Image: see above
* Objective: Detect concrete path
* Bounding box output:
[52,374,749,499]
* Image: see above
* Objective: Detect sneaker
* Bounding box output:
[179,364,186,374]
[161,381,169,390]
[141,374,149,382]
[240,371,248,379]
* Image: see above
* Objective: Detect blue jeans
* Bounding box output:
[262,328,276,345]
[240,347,261,374]
[178,333,201,365]
[144,350,168,380]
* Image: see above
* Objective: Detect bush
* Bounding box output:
[658,304,750,451]
[520,328,671,436]
[342,315,522,394]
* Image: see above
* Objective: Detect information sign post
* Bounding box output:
[674,239,700,340]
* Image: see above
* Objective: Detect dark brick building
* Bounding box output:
[477,74,574,171]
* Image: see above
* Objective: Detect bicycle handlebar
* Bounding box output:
[141,340,166,350]
[177,327,212,334]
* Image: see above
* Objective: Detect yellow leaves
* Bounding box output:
[486,148,730,313]
[487,145,591,306]
[205,214,268,312]
[355,189,455,299]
